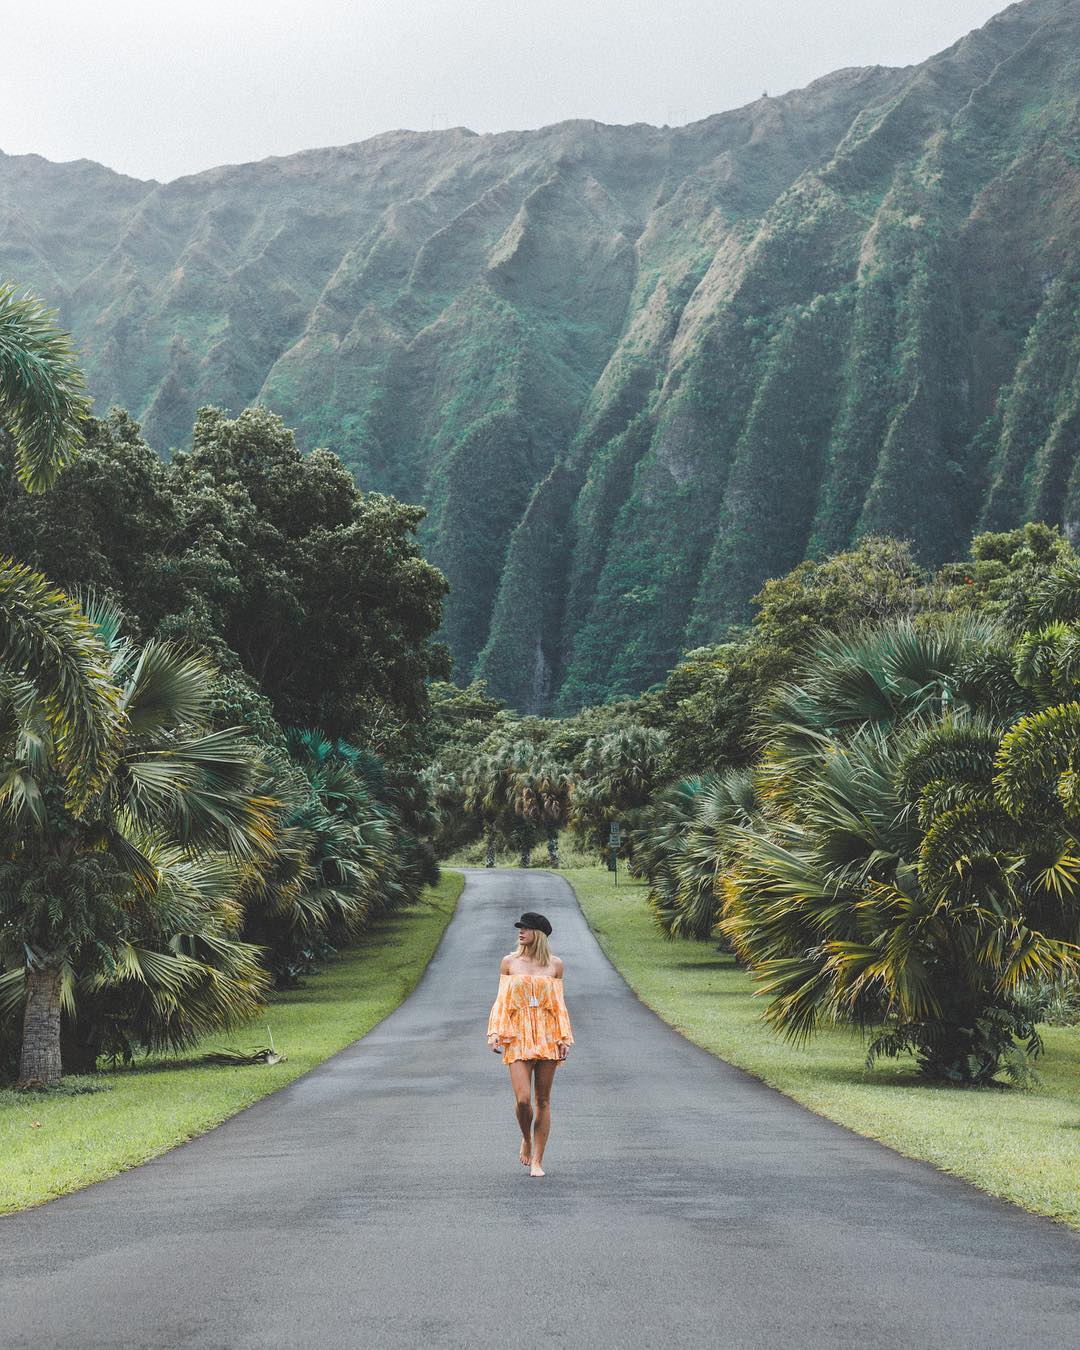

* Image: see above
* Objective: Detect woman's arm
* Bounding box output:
[552,962,572,1056]
[488,961,515,1050]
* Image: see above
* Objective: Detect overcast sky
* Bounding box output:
[6,0,1012,182]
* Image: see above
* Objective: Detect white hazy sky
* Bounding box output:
[6,0,1012,182]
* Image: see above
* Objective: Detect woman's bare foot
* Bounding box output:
[529,1162,545,1177]
[519,1138,531,1167]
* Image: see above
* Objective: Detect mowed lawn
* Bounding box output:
[564,865,1080,1228]
[0,870,463,1215]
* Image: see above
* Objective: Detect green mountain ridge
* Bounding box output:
[2,0,1078,710]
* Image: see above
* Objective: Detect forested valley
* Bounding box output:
[2,0,1080,1146]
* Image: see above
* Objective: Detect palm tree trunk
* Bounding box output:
[485,827,496,869]
[519,846,532,869]
[546,828,560,868]
[18,959,63,1087]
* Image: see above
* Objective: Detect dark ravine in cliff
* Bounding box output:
[2,0,1078,709]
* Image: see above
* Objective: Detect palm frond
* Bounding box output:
[995,702,1080,823]
[0,558,123,811]
[0,281,90,491]
[120,642,215,733]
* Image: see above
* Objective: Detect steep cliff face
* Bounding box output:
[2,0,1078,709]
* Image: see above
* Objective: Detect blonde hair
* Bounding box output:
[517,930,552,968]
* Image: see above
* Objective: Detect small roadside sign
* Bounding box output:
[609,821,621,886]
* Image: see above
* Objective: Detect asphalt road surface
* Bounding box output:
[3,868,1080,1349]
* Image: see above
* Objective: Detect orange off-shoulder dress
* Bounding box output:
[487,973,574,1064]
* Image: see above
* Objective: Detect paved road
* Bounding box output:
[3,869,1080,1348]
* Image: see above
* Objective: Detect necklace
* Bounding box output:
[513,968,549,1007]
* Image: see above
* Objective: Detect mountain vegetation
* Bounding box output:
[2,0,1078,710]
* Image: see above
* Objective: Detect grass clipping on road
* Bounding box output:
[0,871,463,1216]
[564,865,1080,1229]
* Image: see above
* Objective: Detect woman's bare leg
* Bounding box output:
[529,1060,558,1177]
[509,1060,535,1165]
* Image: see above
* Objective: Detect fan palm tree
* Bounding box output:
[0,286,120,815]
[18,842,271,1072]
[1012,623,1080,708]
[429,763,473,861]
[762,616,1016,741]
[506,744,571,867]
[1023,558,1080,629]
[0,281,89,492]
[0,604,273,1085]
[722,695,1080,1084]
[241,730,413,986]
[636,772,759,940]
[462,742,526,867]
[240,753,370,987]
[570,724,667,863]
[630,775,708,915]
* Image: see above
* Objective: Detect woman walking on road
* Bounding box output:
[487,911,573,1177]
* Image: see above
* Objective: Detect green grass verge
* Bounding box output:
[0,871,463,1216]
[564,865,1080,1229]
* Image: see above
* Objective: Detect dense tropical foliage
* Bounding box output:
[1,608,274,1082]
[0,297,448,1086]
[621,535,1080,1085]
[0,406,449,746]
[426,526,1080,1087]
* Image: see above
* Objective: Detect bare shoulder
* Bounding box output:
[499,953,515,975]
[552,955,565,978]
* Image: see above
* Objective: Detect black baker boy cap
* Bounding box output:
[514,911,552,936]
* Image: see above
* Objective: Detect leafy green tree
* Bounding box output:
[0,605,271,1085]
[0,407,451,748]
[424,680,506,767]
[650,536,931,775]
[936,523,1079,630]
[0,411,180,642]
[752,535,928,650]
[166,407,449,742]
[541,699,648,765]
[644,643,757,774]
